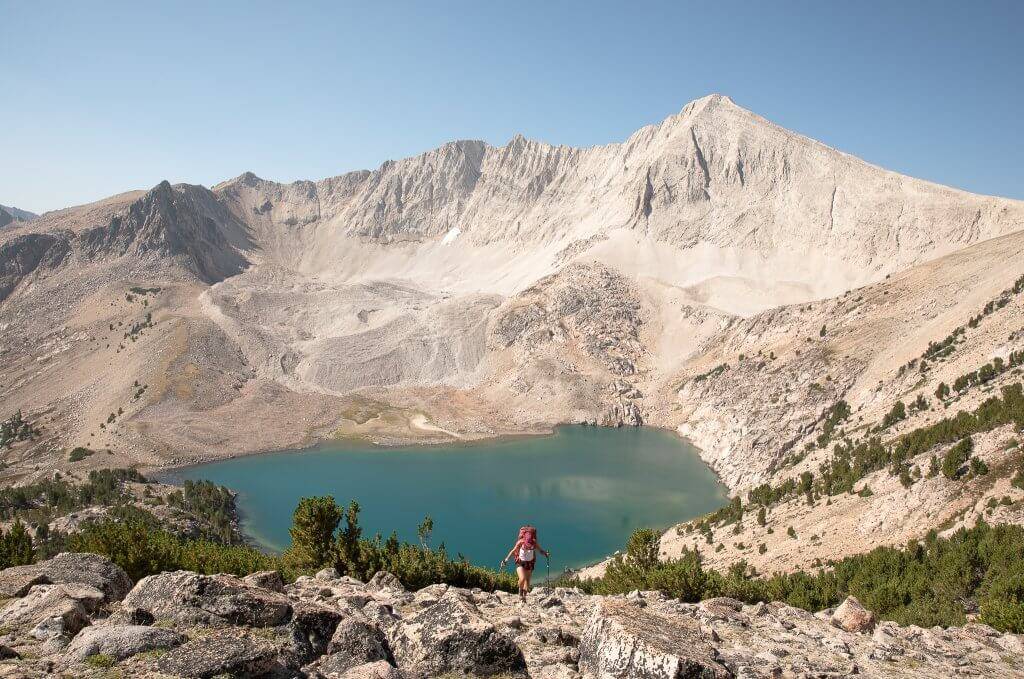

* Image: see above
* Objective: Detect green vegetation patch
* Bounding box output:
[692,363,729,384]
[84,653,116,668]
[0,468,147,554]
[166,479,240,544]
[68,446,95,462]
[742,381,1023,512]
[67,495,517,593]
[572,522,1024,632]
[1,411,39,449]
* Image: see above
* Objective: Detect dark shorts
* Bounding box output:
[516,558,535,572]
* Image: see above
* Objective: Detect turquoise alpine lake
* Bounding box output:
[167,426,727,571]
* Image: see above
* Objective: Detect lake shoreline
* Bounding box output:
[144,420,562,479]
[148,421,725,485]
[159,426,728,572]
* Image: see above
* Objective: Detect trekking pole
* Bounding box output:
[545,554,551,584]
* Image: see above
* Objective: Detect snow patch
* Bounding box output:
[441,227,461,245]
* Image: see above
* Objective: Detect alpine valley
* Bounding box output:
[2,94,1024,678]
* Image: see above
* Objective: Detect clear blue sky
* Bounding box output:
[3,1,1023,214]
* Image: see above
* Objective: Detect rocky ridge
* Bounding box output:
[0,553,1020,678]
[622,231,1024,578]
[488,263,646,427]
[209,95,1024,295]
[667,225,1024,481]
[2,94,1024,474]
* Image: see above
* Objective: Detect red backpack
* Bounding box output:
[518,525,537,548]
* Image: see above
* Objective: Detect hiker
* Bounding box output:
[501,524,549,601]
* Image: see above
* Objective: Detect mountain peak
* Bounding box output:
[681,93,742,119]
[506,133,533,150]
[435,139,488,157]
[694,92,735,106]
[215,172,266,190]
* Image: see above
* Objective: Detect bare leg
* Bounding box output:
[523,566,533,598]
[516,565,527,601]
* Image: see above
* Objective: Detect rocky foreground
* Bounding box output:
[0,553,1019,678]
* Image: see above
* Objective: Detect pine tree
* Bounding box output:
[0,520,34,568]
[942,437,973,480]
[625,528,660,570]
[417,515,434,549]
[337,500,363,571]
[287,496,342,570]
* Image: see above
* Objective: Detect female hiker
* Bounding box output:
[501,525,549,602]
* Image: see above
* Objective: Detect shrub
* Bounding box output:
[880,401,907,429]
[625,528,661,570]
[85,654,116,668]
[898,464,914,488]
[817,400,851,448]
[167,480,240,543]
[0,520,35,568]
[68,447,94,462]
[0,410,39,449]
[692,364,729,383]
[278,496,517,592]
[67,510,278,581]
[942,437,973,480]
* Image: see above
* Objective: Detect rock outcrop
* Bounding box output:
[831,595,877,633]
[62,623,186,661]
[156,631,278,678]
[579,598,729,678]
[18,552,132,602]
[0,555,1019,677]
[121,570,293,627]
[0,583,103,638]
[390,589,526,675]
